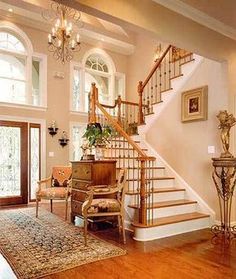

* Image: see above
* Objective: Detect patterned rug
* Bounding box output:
[0,208,126,279]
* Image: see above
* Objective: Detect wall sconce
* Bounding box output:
[154,44,162,62]
[58,131,69,147]
[48,120,58,136]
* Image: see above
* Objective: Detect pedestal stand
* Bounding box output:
[212,157,236,241]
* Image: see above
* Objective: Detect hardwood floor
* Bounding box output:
[1,202,236,279]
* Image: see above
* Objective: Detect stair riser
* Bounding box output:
[146,203,197,219]
[105,150,146,157]
[126,179,175,190]
[133,217,210,241]
[125,168,166,178]
[129,191,185,203]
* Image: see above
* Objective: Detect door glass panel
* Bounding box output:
[30,126,40,200]
[0,126,21,197]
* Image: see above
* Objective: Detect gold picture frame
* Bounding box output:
[181,86,208,122]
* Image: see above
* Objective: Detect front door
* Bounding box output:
[0,121,28,206]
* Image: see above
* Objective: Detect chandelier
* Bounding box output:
[42,1,82,63]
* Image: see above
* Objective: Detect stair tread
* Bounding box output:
[127,176,174,181]
[107,147,148,151]
[126,187,185,195]
[110,139,140,143]
[132,212,210,228]
[129,199,197,209]
[117,166,165,170]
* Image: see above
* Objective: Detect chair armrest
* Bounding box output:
[82,190,94,217]
[37,177,51,191]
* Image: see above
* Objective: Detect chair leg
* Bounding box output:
[50,199,53,213]
[118,215,121,234]
[84,217,88,246]
[65,199,68,221]
[121,216,126,244]
[36,199,39,218]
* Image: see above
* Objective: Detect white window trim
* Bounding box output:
[0,21,47,109]
[115,72,126,100]
[69,121,87,161]
[70,61,83,113]
[33,52,48,108]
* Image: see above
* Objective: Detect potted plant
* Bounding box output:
[81,123,115,160]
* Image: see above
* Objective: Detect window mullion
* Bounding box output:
[26,55,32,105]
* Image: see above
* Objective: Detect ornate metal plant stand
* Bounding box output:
[212,157,236,242]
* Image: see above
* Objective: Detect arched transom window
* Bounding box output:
[71,50,125,113]
[85,55,109,73]
[0,26,46,107]
[0,32,25,53]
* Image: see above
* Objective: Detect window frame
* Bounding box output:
[70,50,125,113]
[69,121,87,161]
[0,23,47,109]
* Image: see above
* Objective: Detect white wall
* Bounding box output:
[146,58,229,219]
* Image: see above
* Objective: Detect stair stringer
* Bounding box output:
[138,54,204,136]
[133,134,216,222]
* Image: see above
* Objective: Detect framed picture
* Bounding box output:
[181,86,208,122]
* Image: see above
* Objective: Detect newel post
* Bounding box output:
[138,81,145,125]
[117,95,122,125]
[139,159,147,225]
[89,83,98,123]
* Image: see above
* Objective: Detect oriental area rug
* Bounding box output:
[0,208,126,279]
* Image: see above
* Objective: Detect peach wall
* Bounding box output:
[146,58,229,219]
[0,21,128,175]
[126,33,166,102]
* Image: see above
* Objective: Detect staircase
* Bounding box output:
[88,45,213,241]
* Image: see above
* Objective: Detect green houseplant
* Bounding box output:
[82,123,115,160]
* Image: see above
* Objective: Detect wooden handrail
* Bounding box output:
[141,45,172,91]
[96,102,149,158]
[100,98,148,108]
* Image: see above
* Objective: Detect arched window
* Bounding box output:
[71,49,125,113]
[0,23,47,107]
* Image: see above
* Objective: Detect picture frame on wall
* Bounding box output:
[181,86,208,122]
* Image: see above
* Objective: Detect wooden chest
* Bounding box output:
[70,160,116,222]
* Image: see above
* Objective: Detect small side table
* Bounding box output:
[212,157,236,240]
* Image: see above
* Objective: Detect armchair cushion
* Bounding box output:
[85,198,120,214]
[37,187,71,199]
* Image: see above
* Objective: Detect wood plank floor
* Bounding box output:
[1,202,236,279]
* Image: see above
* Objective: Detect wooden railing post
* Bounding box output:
[139,159,147,225]
[89,83,98,123]
[117,95,122,125]
[138,81,145,125]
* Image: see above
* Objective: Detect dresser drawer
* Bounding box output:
[72,164,92,180]
[71,189,87,202]
[72,180,91,190]
[71,200,83,215]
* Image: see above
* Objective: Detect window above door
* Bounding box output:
[70,49,125,113]
[0,23,47,109]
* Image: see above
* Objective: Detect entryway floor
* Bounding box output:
[0,202,236,279]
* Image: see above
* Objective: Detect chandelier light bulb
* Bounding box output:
[55,19,60,28]
[58,40,62,47]
[48,34,52,44]
[76,33,80,43]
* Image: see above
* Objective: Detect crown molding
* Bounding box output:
[153,0,236,41]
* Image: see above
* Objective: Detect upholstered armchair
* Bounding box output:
[82,168,127,246]
[36,166,72,220]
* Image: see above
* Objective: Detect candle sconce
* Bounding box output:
[58,131,69,147]
[48,121,58,137]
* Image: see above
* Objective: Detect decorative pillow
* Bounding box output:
[52,178,68,187]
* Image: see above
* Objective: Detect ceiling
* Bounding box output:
[0,0,136,55]
[154,0,236,41]
[179,0,236,29]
